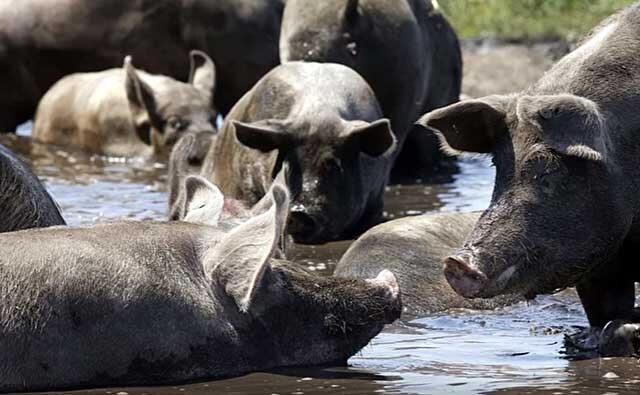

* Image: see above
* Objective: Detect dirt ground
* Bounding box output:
[460,40,571,98]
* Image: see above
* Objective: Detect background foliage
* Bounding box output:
[439,0,635,40]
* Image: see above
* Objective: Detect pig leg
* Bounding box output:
[576,257,635,328]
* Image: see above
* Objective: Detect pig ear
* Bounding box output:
[233,120,290,153]
[209,182,290,312]
[168,134,196,220]
[188,50,216,101]
[347,119,396,157]
[182,176,225,225]
[124,56,161,142]
[416,96,510,154]
[523,94,609,162]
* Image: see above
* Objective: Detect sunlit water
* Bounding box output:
[3,123,638,394]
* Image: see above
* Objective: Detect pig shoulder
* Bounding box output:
[33,69,134,152]
[0,221,236,391]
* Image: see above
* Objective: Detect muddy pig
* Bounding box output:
[202,62,396,244]
[0,175,400,393]
[418,4,640,337]
[33,51,217,159]
[0,143,65,231]
[280,0,462,179]
[335,211,520,318]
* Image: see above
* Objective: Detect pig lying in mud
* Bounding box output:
[0,0,284,131]
[0,176,400,392]
[202,62,396,244]
[0,143,65,231]
[33,51,217,160]
[335,211,520,318]
[280,0,462,179]
[418,4,640,354]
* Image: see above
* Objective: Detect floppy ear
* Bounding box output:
[346,119,396,157]
[181,176,225,225]
[124,56,160,143]
[168,134,196,220]
[233,120,290,153]
[522,94,608,162]
[189,50,216,101]
[416,95,510,154]
[209,183,290,312]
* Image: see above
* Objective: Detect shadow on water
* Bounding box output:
[7,43,640,395]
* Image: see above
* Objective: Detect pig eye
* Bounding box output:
[168,117,188,131]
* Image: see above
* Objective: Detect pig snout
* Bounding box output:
[443,255,488,298]
[366,269,402,324]
[288,210,317,239]
[188,132,215,165]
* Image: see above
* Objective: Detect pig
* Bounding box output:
[201,62,397,244]
[335,211,520,317]
[417,4,640,337]
[0,143,65,231]
[33,52,217,159]
[0,0,284,131]
[168,134,199,221]
[279,0,462,179]
[168,133,256,224]
[0,176,401,393]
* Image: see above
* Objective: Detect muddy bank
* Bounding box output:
[461,39,570,98]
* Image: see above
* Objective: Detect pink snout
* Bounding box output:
[443,255,488,298]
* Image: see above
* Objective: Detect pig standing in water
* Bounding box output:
[0,143,65,231]
[280,0,462,179]
[202,62,396,244]
[33,51,217,160]
[335,211,519,318]
[0,176,400,392]
[418,4,640,354]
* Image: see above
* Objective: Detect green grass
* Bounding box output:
[438,0,635,40]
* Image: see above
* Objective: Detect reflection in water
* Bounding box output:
[3,125,638,395]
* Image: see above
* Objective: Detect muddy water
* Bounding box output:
[6,43,640,394]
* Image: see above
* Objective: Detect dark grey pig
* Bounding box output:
[335,211,519,317]
[417,4,640,333]
[0,143,65,231]
[0,177,401,393]
[202,62,396,244]
[280,0,462,179]
[33,52,216,159]
[0,0,284,131]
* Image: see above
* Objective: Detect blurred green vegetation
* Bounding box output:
[438,0,635,40]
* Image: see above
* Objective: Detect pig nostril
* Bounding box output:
[443,255,488,298]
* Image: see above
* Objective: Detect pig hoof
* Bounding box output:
[598,320,640,357]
